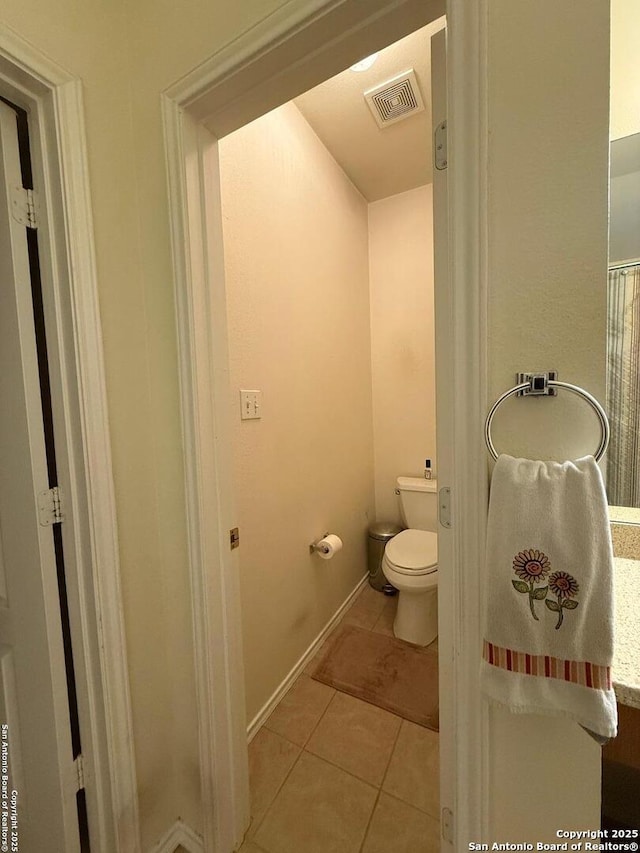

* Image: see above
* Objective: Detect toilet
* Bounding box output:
[382,477,438,646]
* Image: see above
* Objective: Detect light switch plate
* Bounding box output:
[240,390,262,420]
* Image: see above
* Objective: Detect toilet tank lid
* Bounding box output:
[397,476,437,494]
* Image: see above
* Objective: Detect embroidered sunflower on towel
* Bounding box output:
[545,571,580,629]
[511,549,550,621]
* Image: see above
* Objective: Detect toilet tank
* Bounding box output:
[397,477,438,531]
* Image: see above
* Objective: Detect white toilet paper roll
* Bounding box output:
[316,534,343,560]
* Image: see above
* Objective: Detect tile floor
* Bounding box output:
[238,584,440,853]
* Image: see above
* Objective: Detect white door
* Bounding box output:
[0,99,80,851]
[431,26,455,851]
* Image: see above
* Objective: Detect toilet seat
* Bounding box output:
[384,529,438,576]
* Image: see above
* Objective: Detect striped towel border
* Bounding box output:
[483,640,611,691]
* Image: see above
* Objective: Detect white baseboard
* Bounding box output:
[246,574,368,742]
[149,819,204,853]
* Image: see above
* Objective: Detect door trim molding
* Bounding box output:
[162,97,251,853]
[162,0,488,848]
[149,819,203,853]
[445,0,490,840]
[0,24,140,853]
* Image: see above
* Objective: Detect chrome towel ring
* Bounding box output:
[484,374,610,462]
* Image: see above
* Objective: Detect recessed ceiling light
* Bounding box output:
[350,53,379,73]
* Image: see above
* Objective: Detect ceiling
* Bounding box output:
[294,19,445,203]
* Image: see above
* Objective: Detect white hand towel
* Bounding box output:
[480,454,617,742]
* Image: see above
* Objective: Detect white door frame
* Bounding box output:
[0,26,140,853]
[162,0,489,849]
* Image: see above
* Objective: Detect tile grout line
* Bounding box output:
[302,727,401,791]
[343,587,389,631]
[262,674,336,747]
[379,717,405,794]
[381,788,442,818]
[381,719,443,821]
[357,715,405,853]
[250,734,383,852]
[359,789,442,853]
[255,683,400,846]
[250,586,429,851]
[357,787,383,853]
[247,733,306,843]
[370,594,397,635]
[300,620,408,787]
[296,682,338,749]
[250,680,338,841]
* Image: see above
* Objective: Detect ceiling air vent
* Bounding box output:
[364,69,425,129]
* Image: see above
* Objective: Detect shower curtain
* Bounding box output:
[606,264,640,507]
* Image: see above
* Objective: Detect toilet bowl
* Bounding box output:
[382,529,438,646]
[381,477,439,646]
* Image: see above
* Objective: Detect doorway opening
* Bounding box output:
[217,19,444,850]
[162,1,488,850]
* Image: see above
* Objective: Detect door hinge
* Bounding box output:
[38,486,64,526]
[442,806,454,844]
[11,186,38,228]
[438,486,452,529]
[230,527,240,550]
[434,120,448,170]
[74,754,85,792]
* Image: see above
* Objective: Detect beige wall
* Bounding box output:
[486,0,609,838]
[0,0,615,846]
[219,102,375,723]
[369,185,436,525]
[0,0,291,848]
[0,1,192,845]
[109,3,292,843]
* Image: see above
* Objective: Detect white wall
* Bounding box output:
[610,170,640,263]
[610,136,640,263]
[486,0,609,838]
[369,185,436,524]
[610,1,640,266]
[219,102,375,723]
[611,0,640,140]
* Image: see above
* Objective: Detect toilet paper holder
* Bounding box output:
[309,533,330,555]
